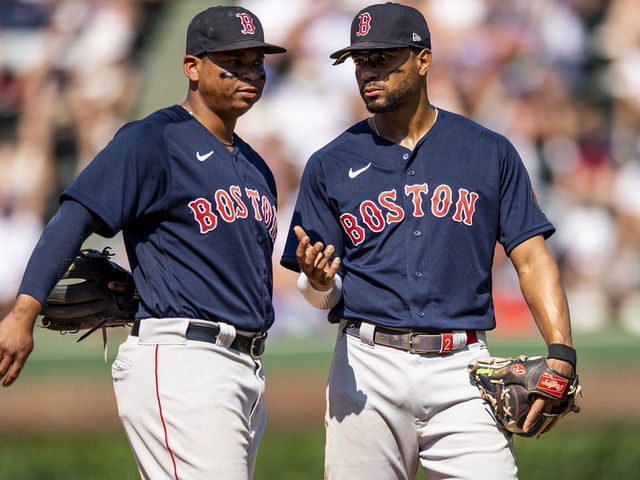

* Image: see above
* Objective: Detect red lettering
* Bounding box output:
[404,184,429,217]
[452,188,479,226]
[340,213,365,246]
[236,13,256,34]
[245,188,262,221]
[431,184,453,218]
[269,205,278,241]
[356,12,371,36]
[215,189,235,222]
[261,196,273,228]
[188,198,218,233]
[230,185,248,218]
[379,189,404,224]
[360,200,385,232]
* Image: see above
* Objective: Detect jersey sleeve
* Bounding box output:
[281,154,345,271]
[497,139,555,254]
[61,122,170,237]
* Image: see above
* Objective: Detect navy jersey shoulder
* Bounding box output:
[425,109,524,172]
[62,105,190,236]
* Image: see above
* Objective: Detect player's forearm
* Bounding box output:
[517,254,572,347]
[520,268,572,346]
[510,236,572,347]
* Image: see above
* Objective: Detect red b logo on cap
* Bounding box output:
[356,12,371,36]
[236,13,256,34]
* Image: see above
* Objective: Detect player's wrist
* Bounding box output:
[547,343,576,370]
[9,295,41,327]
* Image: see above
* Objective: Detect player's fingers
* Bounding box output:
[0,354,14,386]
[304,242,324,267]
[326,257,341,277]
[108,281,127,292]
[523,397,546,433]
[312,250,323,268]
[293,225,307,242]
[295,234,310,258]
[3,358,24,387]
[314,245,335,271]
[313,244,334,269]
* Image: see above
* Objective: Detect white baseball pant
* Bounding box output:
[111,317,266,479]
[325,321,518,480]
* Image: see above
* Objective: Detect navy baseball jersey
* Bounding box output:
[63,105,277,331]
[281,108,554,331]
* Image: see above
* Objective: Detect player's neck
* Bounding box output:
[371,101,437,151]
[181,100,237,149]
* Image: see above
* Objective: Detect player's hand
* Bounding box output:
[0,294,40,387]
[523,358,574,433]
[294,226,341,291]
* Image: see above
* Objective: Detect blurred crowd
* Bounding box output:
[0,0,161,315]
[1,0,638,336]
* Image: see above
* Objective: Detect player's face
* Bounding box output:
[352,48,423,113]
[197,48,266,117]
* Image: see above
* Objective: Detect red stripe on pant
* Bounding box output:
[155,345,180,480]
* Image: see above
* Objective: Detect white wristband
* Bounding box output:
[297,272,343,309]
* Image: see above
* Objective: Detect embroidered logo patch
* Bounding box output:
[536,371,568,398]
[236,13,256,34]
[356,12,372,36]
[510,364,526,376]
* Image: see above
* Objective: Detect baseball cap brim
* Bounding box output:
[192,39,286,56]
[330,41,418,65]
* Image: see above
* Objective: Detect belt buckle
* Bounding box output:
[407,332,424,354]
[250,332,267,358]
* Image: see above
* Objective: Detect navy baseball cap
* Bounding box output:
[186,6,286,56]
[330,2,430,65]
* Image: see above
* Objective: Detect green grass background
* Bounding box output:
[1,424,639,479]
[1,328,639,479]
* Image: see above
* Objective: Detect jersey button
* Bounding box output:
[407,170,415,176]
[402,153,409,160]
[413,230,421,236]
[418,312,425,317]
[415,271,422,278]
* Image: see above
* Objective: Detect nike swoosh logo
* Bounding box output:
[196,151,214,161]
[348,162,371,179]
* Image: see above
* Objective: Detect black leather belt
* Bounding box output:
[130,320,267,358]
[344,320,478,354]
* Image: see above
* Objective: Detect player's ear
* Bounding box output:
[416,48,432,76]
[183,55,201,82]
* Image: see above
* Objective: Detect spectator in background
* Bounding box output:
[0,0,57,316]
[0,0,158,317]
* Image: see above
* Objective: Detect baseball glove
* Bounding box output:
[467,355,581,438]
[41,248,139,342]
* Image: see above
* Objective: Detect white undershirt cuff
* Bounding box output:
[297,272,343,309]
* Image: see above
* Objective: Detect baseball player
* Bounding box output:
[0,6,285,479]
[281,3,576,479]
